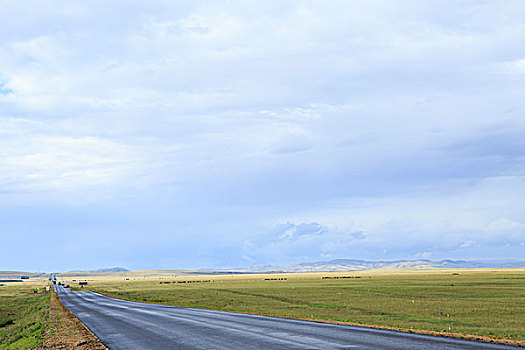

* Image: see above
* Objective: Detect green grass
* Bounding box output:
[0,284,49,349]
[79,270,525,342]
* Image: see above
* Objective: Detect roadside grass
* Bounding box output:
[74,270,525,343]
[0,283,49,350]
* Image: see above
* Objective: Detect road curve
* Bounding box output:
[55,285,519,350]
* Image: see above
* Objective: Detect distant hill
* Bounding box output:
[224,259,525,273]
[89,267,129,273]
[65,267,129,274]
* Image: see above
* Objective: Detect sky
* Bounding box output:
[1,1,524,272]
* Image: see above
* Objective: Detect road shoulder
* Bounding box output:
[35,289,106,350]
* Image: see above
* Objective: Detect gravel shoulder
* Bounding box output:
[35,289,106,350]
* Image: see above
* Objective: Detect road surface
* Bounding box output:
[55,285,519,350]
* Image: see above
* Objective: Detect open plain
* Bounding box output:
[58,268,525,346]
[0,276,49,349]
[54,282,519,350]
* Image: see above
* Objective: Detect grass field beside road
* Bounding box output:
[0,282,49,350]
[67,269,525,345]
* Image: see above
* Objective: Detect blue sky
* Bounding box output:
[1,1,524,272]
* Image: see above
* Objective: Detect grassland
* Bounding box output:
[0,282,49,349]
[64,269,525,345]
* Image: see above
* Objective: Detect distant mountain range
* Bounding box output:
[222,259,525,273]
[66,267,129,273]
[91,267,129,273]
[54,261,525,275]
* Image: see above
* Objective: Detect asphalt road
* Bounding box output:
[55,285,519,350]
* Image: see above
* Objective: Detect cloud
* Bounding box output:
[505,59,525,74]
[459,240,474,249]
[0,134,136,192]
[243,222,360,264]
[240,221,433,265]
[248,175,525,264]
[414,251,432,259]
[0,1,525,270]
[486,218,525,233]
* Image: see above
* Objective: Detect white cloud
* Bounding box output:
[487,218,525,232]
[246,176,525,263]
[505,59,525,74]
[414,251,432,259]
[0,135,134,191]
[459,240,474,249]
[1,1,525,269]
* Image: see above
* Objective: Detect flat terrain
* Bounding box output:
[55,284,519,349]
[60,268,525,345]
[0,275,105,350]
[0,280,49,349]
